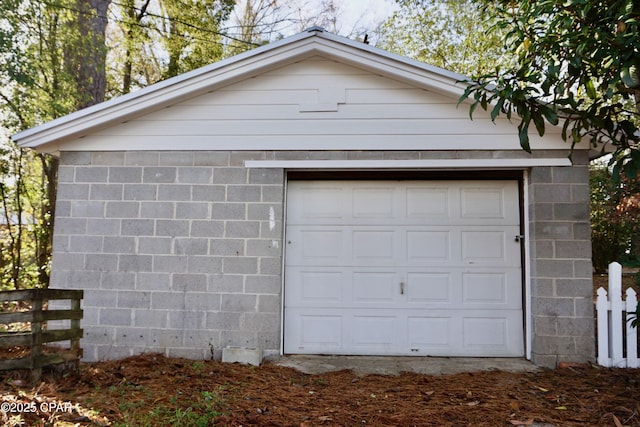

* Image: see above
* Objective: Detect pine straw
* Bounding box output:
[1,353,639,426]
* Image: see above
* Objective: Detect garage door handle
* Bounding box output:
[400,282,405,295]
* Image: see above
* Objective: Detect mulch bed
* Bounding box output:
[0,353,639,426]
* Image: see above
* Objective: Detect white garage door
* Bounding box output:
[284,180,524,357]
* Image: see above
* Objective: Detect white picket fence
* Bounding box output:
[596,262,639,368]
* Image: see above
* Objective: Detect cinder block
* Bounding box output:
[91,152,125,165]
[60,151,90,165]
[156,220,190,237]
[223,257,258,274]
[119,254,153,272]
[143,167,177,183]
[117,291,151,309]
[173,238,208,255]
[222,346,262,366]
[209,238,244,256]
[152,255,187,273]
[90,184,123,200]
[225,221,260,238]
[176,202,209,219]
[58,183,90,200]
[172,273,207,291]
[137,272,171,291]
[187,256,222,274]
[141,202,174,218]
[259,257,282,275]
[248,169,284,185]
[178,167,212,183]
[85,253,118,271]
[103,236,136,253]
[76,166,108,182]
[184,292,221,311]
[221,294,257,312]
[191,220,224,237]
[158,184,191,201]
[227,185,261,201]
[124,184,157,200]
[138,237,172,255]
[87,219,120,236]
[100,271,135,290]
[71,201,105,218]
[99,308,132,326]
[211,203,246,219]
[192,185,225,201]
[106,201,139,218]
[193,152,229,166]
[121,219,154,236]
[159,152,193,166]
[69,235,104,253]
[213,167,247,184]
[125,152,159,166]
[109,167,142,183]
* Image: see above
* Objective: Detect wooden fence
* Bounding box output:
[0,289,83,381]
[596,262,639,368]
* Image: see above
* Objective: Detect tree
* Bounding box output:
[377,0,510,76]
[460,0,640,177]
[590,165,640,273]
[0,0,112,289]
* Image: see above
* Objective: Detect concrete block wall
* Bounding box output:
[528,150,594,367]
[52,148,595,364]
[52,151,284,361]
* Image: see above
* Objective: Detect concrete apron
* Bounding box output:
[274,355,540,376]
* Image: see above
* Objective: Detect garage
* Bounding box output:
[284,179,525,357]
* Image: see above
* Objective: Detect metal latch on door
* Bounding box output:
[515,235,525,242]
[400,282,405,295]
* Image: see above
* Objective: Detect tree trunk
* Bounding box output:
[74,0,112,109]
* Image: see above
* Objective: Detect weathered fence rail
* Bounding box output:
[596,262,638,368]
[0,289,83,381]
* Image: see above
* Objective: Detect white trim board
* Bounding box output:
[244,158,572,169]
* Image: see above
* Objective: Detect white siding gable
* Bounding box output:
[55,56,566,153]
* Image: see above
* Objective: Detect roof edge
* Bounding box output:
[12,29,471,149]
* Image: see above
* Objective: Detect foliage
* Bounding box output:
[108,0,235,96]
[0,0,87,289]
[377,0,512,76]
[460,0,640,177]
[590,165,640,273]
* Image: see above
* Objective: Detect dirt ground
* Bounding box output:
[0,353,639,427]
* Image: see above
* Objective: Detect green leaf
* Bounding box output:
[490,98,504,121]
[532,111,546,136]
[585,79,597,99]
[518,123,531,152]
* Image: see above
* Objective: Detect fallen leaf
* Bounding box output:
[508,419,533,426]
[466,400,480,406]
[509,401,520,411]
[613,414,624,427]
[536,386,549,392]
[318,416,332,422]
[555,406,567,410]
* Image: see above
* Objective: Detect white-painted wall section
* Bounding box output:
[52,57,567,153]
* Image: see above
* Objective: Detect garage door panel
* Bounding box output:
[408,317,452,347]
[286,311,344,353]
[406,187,450,217]
[352,230,396,261]
[353,187,396,218]
[406,231,451,261]
[284,180,524,357]
[352,272,397,303]
[352,315,397,348]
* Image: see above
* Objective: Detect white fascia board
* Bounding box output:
[244,158,573,169]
